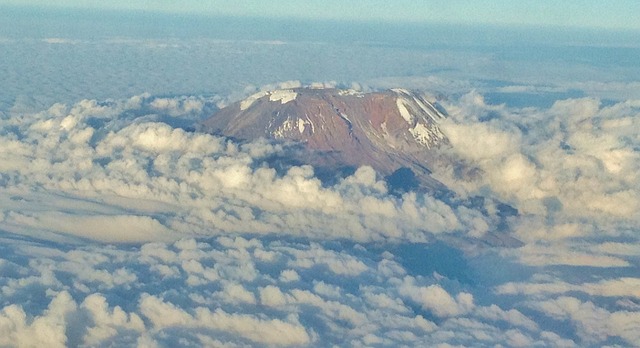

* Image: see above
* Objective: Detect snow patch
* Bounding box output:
[240,89,297,111]
[272,117,293,138]
[240,91,269,111]
[273,117,311,138]
[391,88,411,96]
[380,122,396,149]
[410,123,438,148]
[412,96,442,122]
[304,114,315,134]
[338,112,351,124]
[338,112,353,134]
[396,98,414,124]
[395,94,446,148]
[338,89,363,96]
[269,89,297,104]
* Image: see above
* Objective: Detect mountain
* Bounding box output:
[200,87,450,190]
[200,87,523,247]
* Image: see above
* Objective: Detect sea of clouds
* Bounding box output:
[1,86,638,346]
[1,13,640,346]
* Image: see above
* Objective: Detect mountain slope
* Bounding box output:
[201,87,449,190]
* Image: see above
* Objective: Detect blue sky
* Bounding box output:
[3,0,640,30]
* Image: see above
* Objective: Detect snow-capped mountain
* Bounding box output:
[201,87,449,189]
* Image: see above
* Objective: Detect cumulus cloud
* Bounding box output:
[149,96,208,117]
[534,296,640,346]
[0,95,477,244]
[474,304,538,332]
[398,277,474,318]
[140,294,312,346]
[1,235,581,347]
[80,293,146,345]
[0,291,76,348]
[435,91,640,237]
[0,81,638,346]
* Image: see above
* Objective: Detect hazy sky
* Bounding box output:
[4,0,640,30]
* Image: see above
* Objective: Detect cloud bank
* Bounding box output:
[0,94,479,244]
[0,235,585,347]
[436,92,639,236]
[0,88,638,346]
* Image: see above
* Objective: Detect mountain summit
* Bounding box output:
[201,87,449,190]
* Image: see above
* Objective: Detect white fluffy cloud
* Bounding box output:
[140,294,312,346]
[534,296,640,345]
[0,291,75,348]
[398,277,474,318]
[0,95,475,244]
[1,235,588,347]
[436,91,640,240]
[0,88,638,346]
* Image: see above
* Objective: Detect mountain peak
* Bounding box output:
[201,87,449,189]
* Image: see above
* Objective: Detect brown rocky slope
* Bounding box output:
[200,87,450,190]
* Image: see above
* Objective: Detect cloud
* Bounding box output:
[0,81,638,347]
[12,212,175,243]
[589,242,640,256]
[534,296,640,346]
[503,243,630,267]
[279,269,300,282]
[497,277,640,299]
[0,291,76,348]
[495,85,568,94]
[0,233,598,347]
[435,92,640,237]
[398,277,474,318]
[149,96,207,116]
[216,283,257,305]
[567,81,640,100]
[474,304,538,332]
[283,243,369,276]
[80,293,146,345]
[440,121,521,162]
[0,95,480,244]
[140,294,313,346]
[42,38,82,45]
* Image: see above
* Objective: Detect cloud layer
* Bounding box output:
[0,235,588,347]
[436,92,640,236]
[0,94,480,244]
[0,88,638,346]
